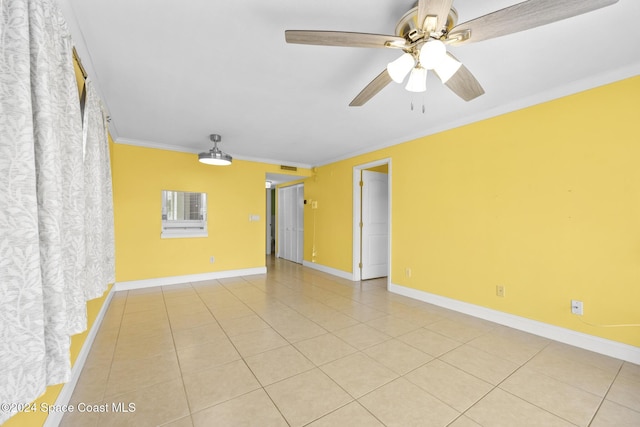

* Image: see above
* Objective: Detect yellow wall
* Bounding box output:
[112,144,311,281]
[304,76,640,347]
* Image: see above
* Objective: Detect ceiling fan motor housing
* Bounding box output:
[395,5,458,41]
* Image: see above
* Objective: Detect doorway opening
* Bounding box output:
[266,187,275,255]
[353,159,391,283]
[265,173,307,263]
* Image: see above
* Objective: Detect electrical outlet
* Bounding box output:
[496,285,505,297]
[209,256,215,264]
[571,300,583,315]
[405,268,412,278]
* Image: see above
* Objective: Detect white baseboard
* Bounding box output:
[302,260,353,281]
[44,288,115,427]
[389,283,640,365]
[114,267,267,291]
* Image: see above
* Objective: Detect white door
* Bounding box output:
[361,170,388,279]
[278,184,304,263]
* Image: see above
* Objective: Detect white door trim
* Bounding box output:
[266,188,272,255]
[352,158,392,284]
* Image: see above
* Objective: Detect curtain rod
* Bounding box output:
[72,47,88,79]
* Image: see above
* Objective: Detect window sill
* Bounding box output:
[161,232,208,239]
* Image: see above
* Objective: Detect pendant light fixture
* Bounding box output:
[198,134,232,166]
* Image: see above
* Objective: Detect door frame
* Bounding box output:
[352,158,392,283]
[266,188,273,255]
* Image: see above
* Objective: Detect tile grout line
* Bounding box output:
[161,284,197,421]
[586,362,624,427]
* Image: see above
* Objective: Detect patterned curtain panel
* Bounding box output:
[0,0,114,423]
[84,80,116,300]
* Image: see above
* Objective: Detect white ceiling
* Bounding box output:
[59,0,639,169]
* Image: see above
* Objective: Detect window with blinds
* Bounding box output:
[161,190,207,238]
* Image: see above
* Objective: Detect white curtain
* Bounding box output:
[84,79,116,299]
[0,0,114,423]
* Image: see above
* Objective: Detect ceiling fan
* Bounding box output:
[285,0,618,106]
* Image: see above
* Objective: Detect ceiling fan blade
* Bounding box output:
[285,30,407,49]
[349,70,393,107]
[417,0,454,32]
[439,54,484,101]
[447,0,618,45]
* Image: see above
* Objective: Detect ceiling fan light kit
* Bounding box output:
[198,134,232,166]
[432,52,462,83]
[387,52,415,83]
[388,39,462,90]
[405,66,428,92]
[284,0,619,106]
[418,40,447,69]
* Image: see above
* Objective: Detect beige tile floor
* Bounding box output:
[61,257,640,427]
